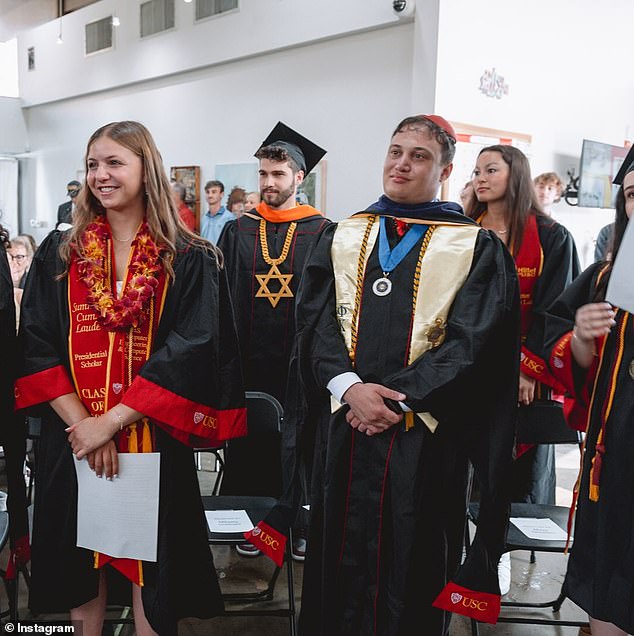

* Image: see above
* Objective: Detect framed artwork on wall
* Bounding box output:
[170,165,201,229]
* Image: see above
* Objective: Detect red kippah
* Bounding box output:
[420,115,456,141]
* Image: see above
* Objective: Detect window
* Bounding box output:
[85,17,113,55]
[195,0,238,21]
[140,0,175,38]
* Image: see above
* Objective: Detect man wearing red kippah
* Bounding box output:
[267,115,520,633]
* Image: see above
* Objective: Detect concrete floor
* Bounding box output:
[1,445,591,635]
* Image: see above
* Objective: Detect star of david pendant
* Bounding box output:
[255,263,294,308]
[372,276,392,297]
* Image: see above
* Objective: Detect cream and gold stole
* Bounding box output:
[330,214,480,432]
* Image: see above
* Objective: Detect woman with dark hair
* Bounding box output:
[226,186,246,217]
[15,121,246,635]
[544,155,634,636]
[469,145,579,591]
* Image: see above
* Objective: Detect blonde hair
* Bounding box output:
[60,121,218,278]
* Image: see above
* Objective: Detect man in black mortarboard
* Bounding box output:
[217,122,329,560]
[243,114,521,632]
[56,180,81,229]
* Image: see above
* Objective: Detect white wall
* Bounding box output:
[0,97,28,152]
[21,23,415,241]
[434,0,634,267]
[18,0,403,106]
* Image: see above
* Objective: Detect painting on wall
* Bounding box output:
[214,163,258,201]
[170,165,201,227]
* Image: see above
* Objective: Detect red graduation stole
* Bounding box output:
[68,231,168,586]
[513,214,542,338]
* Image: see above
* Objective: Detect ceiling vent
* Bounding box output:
[195,0,238,21]
[85,16,113,55]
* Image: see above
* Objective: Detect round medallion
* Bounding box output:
[629,359,634,380]
[372,277,392,297]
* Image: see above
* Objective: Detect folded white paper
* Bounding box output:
[606,216,634,313]
[74,453,160,562]
[205,509,253,533]
[510,517,568,541]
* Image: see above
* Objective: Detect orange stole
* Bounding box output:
[68,249,169,586]
[255,201,322,223]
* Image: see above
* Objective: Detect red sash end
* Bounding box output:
[432,581,501,624]
[243,521,286,567]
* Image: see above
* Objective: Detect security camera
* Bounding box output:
[393,0,415,18]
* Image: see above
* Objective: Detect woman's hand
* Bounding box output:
[66,413,119,460]
[518,372,536,405]
[571,302,615,368]
[86,441,119,479]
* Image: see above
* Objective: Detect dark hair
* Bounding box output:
[204,180,224,193]
[594,187,629,300]
[391,115,456,165]
[227,186,246,209]
[255,145,301,173]
[467,144,545,255]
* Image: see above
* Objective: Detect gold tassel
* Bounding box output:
[128,423,138,453]
[141,418,152,453]
[589,484,600,502]
[404,412,415,431]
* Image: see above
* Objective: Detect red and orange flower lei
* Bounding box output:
[77,217,162,331]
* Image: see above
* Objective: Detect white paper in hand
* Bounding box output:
[606,217,634,313]
[74,453,160,562]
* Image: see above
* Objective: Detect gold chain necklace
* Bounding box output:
[255,219,298,307]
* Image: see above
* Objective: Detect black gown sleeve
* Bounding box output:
[1,242,29,546]
[15,232,76,408]
[122,245,246,446]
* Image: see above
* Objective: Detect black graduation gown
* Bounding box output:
[545,263,634,634]
[296,218,520,635]
[218,212,330,497]
[511,215,580,504]
[0,243,29,547]
[16,232,245,636]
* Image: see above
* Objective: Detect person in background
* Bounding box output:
[594,222,615,262]
[544,145,634,636]
[218,122,329,562]
[459,180,475,210]
[1,221,30,592]
[8,235,36,318]
[533,171,564,216]
[199,179,235,244]
[15,120,245,636]
[226,186,247,218]
[8,235,35,289]
[170,181,196,232]
[245,191,261,211]
[56,180,82,229]
[469,145,579,594]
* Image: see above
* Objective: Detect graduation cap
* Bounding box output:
[613,145,634,185]
[256,122,326,176]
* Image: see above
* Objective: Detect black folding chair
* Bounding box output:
[467,400,588,633]
[203,391,296,635]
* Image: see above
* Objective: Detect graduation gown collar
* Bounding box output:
[363,195,474,225]
[254,201,323,223]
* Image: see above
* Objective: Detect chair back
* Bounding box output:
[517,400,582,445]
[245,391,283,437]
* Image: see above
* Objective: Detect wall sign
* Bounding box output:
[479,68,509,100]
